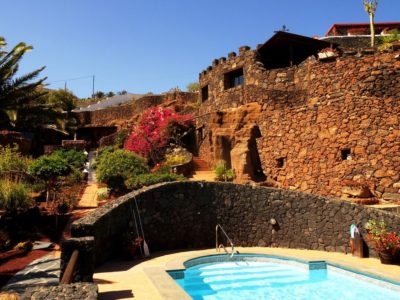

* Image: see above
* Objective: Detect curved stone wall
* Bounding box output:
[66,182,400,274]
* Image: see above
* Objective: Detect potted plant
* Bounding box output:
[366,219,400,264]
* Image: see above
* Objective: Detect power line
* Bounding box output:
[47,75,94,84]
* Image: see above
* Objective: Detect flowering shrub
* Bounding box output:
[366,219,400,255]
[124,107,192,162]
[165,154,187,166]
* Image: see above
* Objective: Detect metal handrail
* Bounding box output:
[216,224,236,257]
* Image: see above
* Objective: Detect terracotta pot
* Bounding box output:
[379,251,396,264]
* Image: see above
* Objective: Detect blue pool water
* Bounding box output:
[173,258,400,300]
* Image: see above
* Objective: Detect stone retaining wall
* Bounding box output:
[73,92,198,128]
[197,48,400,200]
[62,182,400,280]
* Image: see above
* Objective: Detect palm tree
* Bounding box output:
[363,0,379,47]
[0,37,47,129]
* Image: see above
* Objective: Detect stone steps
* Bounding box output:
[189,157,215,181]
[192,157,211,171]
[189,171,216,181]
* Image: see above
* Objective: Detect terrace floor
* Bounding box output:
[94,247,400,300]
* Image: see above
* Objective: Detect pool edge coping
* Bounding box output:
[143,249,400,299]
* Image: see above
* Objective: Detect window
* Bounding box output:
[341,149,352,161]
[276,157,286,168]
[201,85,209,102]
[224,68,244,90]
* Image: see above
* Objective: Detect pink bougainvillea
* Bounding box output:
[124,106,192,161]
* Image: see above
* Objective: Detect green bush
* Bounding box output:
[29,182,46,193]
[0,145,32,173]
[96,149,148,192]
[225,169,235,181]
[153,164,172,174]
[214,163,226,181]
[53,149,86,169]
[28,155,71,181]
[381,29,400,44]
[0,180,32,210]
[67,167,86,184]
[379,29,400,51]
[98,146,114,158]
[115,129,129,149]
[96,187,110,200]
[125,173,185,190]
[214,163,235,182]
[92,146,114,169]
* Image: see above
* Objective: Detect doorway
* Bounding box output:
[248,126,266,181]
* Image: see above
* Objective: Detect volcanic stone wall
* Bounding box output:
[73,92,197,128]
[197,47,400,200]
[64,182,400,279]
[73,95,164,127]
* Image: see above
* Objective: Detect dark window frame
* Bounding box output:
[341,149,352,161]
[201,85,209,102]
[224,68,244,90]
[276,157,286,168]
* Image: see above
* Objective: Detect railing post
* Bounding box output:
[215,224,236,256]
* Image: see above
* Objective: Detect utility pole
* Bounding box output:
[64,81,67,91]
[92,75,95,99]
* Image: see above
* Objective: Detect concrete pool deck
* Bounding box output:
[94,247,400,299]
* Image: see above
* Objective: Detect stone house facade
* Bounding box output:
[196,32,400,202]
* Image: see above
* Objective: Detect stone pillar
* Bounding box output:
[60,237,95,283]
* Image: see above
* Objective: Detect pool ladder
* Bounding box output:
[216,224,237,257]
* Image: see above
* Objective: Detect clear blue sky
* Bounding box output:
[1,0,399,98]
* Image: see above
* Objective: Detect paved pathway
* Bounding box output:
[78,184,99,208]
[1,253,60,295]
[78,150,99,208]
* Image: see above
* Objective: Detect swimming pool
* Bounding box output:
[169,255,400,300]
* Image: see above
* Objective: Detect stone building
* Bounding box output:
[196,31,400,202]
[321,22,400,49]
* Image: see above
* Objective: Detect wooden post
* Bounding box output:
[60,249,79,284]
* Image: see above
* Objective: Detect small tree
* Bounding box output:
[363,0,379,47]
[94,91,105,99]
[186,82,200,92]
[45,89,77,112]
[28,155,71,205]
[53,149,86,169]
[107,91,115,97]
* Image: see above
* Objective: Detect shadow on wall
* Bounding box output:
[62,181,400,282]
